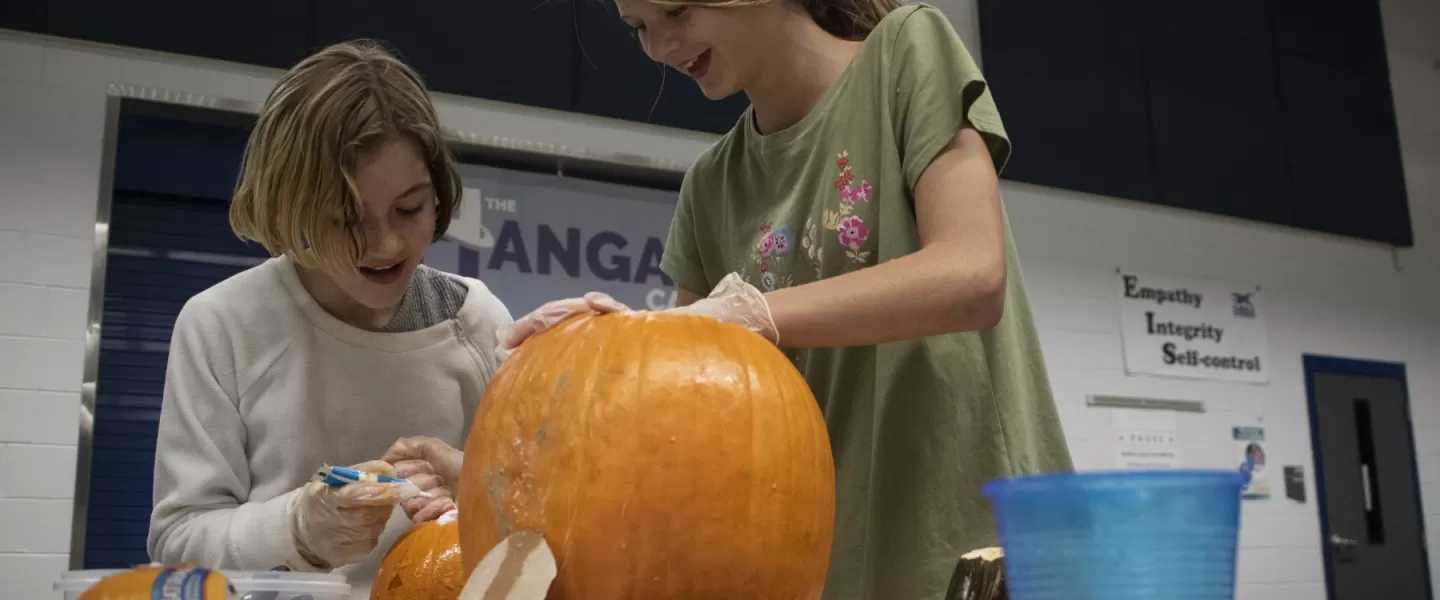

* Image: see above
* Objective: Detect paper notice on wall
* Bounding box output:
[1114,429,1180,470]
[1117,269,1271,384]
[1234,426,1271,500]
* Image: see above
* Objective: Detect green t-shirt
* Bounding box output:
[660,4,1074,599]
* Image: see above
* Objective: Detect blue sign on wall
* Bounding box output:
[424,164,682,318]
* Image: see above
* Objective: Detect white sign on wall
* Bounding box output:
[1117,269,1270,384]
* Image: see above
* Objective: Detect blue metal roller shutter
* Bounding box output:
[84,112,264,568]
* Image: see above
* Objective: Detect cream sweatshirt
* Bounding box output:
[146,255,513,598]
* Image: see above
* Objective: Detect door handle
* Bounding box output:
[1331,534,1359,563]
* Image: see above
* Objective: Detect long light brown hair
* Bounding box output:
[649,0,903,39]
[229,40,463,275]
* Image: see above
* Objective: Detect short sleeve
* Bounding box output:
[889,5,1013,191]
[659,169,712,296]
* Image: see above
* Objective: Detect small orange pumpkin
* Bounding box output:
[459,311,836,599]
[80,565,237,599]
[372,508,466,600]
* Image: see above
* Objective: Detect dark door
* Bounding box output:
[1308,357,1431,599]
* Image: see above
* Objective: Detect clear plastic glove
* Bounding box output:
[669,272,777,344]
[290,459,399,569]
[496,272,777,356]
[382,436,464,523]
[496,292,631,360]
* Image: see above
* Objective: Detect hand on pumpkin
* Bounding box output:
[497,272,777,354]
[668,273,778,345]
[290,459,400,569]
[383,436,463,523]
[496,292,630,359]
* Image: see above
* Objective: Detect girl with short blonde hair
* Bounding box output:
[147,40,511,598]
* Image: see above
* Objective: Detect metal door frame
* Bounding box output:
[1303,354,1433,600]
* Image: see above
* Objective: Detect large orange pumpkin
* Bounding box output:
[80,565,236,599]
[372,508,466,599]
[459,311,836,599]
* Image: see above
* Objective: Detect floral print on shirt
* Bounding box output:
[751,220,797,291]
[750,149,875,291]
[826,151,873,264]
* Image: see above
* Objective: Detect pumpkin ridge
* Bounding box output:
[561,312,612,581]
[627,312,649,592]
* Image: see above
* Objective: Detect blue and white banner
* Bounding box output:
[425,163,681,318]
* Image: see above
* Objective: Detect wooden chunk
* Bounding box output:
[944,547,1007,600]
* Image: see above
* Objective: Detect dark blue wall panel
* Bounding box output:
[977,0,1411,247]
[84,114,266,569]
[1141,19,1294,226]
[0,0,745,136]
[0,0,307,70]
[309,0,576,114]
[978,0,1158,205]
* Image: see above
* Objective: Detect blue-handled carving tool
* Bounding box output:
[312,464,433,499]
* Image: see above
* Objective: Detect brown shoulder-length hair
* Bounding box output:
[229,39,463,275]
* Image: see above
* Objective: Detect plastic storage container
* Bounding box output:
[55,569,351,600]
[983,469,1245,600]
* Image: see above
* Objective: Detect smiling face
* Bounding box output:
[615,0,788,100]
[230,40,465,330]
[321,135,438,313]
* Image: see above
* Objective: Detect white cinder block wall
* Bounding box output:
[0,0,1435,596]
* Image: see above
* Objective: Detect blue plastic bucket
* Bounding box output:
[982,469,1245,599]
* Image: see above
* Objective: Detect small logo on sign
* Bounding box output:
[1233,292,1256,318]
[447,187,496,250]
